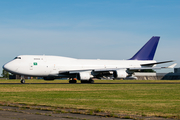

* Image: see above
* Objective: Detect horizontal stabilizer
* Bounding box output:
[141,60,174,67]
[129,63,177,71]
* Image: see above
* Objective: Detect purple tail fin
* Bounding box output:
[129,36,160,60]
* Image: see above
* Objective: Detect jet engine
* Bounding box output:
[77,72,91,80]
[113,69,128,79]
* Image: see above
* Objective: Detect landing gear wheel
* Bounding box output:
[81,80,88,83]
[69,80,77,83]
[21,79,25,84]
[81,80,84,83]
[89,80,94,84]
[81,80,94,84]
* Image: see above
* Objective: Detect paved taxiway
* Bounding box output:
[0,82,180,84]
[0,104,175,120]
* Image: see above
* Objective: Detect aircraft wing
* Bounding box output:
[58,63,177,74]
[53,63,177,80]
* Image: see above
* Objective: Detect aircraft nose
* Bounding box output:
[3,63,11,72]
[3,62,18,73]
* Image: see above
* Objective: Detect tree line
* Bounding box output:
[1,70,10,78]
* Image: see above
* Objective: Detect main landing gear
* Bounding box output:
[69,78,94,84]
[69,78,77,83]
[81,79,94,83]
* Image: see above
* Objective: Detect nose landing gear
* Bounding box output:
[20,76,25,84]
[21,79,25,84]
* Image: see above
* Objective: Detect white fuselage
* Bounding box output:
[3,55,156,77]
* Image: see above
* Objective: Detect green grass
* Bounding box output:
[0,79,180,118]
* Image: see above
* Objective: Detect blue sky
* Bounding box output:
[0,0,180,75]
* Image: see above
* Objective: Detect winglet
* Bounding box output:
[129,36,160,60]
[167,63,177,68]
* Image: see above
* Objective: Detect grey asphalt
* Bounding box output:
[0,82,180,84]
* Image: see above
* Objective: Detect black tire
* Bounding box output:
[69,80,77,83]
[81,80,88,83]
[21,79,25,84]
[89,80,94,84]
[81,80,94,83]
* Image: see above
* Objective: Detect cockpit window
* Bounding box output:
[14,57,21,59]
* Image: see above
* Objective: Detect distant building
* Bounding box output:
[9,75,33,79]
[135,68,180,80]
[174,68,180,73]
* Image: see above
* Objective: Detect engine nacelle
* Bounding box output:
[77,72,91,80]
[113,69,128,79]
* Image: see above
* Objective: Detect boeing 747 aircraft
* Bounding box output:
[3,36,176,83]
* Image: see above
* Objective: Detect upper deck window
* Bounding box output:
[14,57,21,59]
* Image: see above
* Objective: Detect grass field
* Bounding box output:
[0,79,180,119]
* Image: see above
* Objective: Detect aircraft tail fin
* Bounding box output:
[129,36,160,60]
